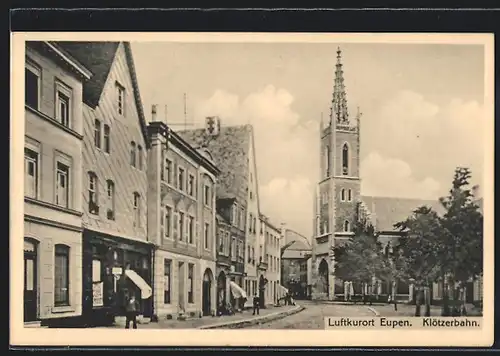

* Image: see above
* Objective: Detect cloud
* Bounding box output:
[195,85,317,236]
[364,90,485,196]
[360,152,441,199]
[260,176,314,237]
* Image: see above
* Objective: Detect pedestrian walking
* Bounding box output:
[252,294,260,315]
[124,293,140,329]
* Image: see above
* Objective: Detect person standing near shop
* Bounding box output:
[124,292,140,329]
[252,293,260,315]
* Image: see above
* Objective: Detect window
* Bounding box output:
[94,119,101,148]
[56,162,69,208]
[137,145,143,170]
[88,172,98,214]
[116,82,125,115]
[250,191,253,200]
[232,237,237,259]
[164,260,171,304]
[25,61,40,109]
[106,180,115,220]
[341,188,345,202]
[325,145,330,177]
[348,189,352,202]
[54,244,70,306]
[133,192,141,227]
[92,259,101,282]
[249,213,253,233]
[231,205,237,226]
[344,220,350,232]
[204,185,211,206]
[342,143,349,175]
[103,125,110,153]
[165,206,172,239]
[218,229,224,253]
[179,212,184,241]
[178,167,185,191]
[56,91,70,128]
[164,159,172,184]
[204,223,210,249]
[188,175,195,197]
[130,142,136,167]
[247,245,251,263]
[24,148,38,198]
[188,216,194,244]
[188,264,194,304]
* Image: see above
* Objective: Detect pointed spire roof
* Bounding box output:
[331,47,350,125]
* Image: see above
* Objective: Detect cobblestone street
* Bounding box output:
[245,300,376,329]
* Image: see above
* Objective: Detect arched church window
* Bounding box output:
[348,189,352,201]
[344,220,350,232]
[340,188,345,201]
[325,145,330,177]
[342,143,349,175]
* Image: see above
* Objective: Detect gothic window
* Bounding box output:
[340,188,345,202]
[342,143,349,175]
[325,145,330,177]
[348,189,352,202]
[344,220,350,232]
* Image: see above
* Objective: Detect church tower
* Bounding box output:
[311,48,362,300]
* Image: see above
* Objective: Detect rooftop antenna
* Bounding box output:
[164,93,195,131]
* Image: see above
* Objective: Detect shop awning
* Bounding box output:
[229,281,247,299]
[277,285,289,299]
[125,269,152,300]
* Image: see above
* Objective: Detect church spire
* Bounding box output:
[331,47,350,125]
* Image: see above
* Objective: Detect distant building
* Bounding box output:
[281,229,312,299]
[178,123,265,308]
[261,214,282,305]
[24,41,92,326]
[216,197,246,310]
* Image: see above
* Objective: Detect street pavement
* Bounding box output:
[245,300,376,329]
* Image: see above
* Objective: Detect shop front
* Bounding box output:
[81,230,154,326]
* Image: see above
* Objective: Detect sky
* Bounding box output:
[131,41,486,238]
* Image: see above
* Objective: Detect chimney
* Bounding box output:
[151,104,158,122]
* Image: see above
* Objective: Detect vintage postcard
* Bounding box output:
[10,32,494,347]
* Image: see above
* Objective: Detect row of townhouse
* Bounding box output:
[22,40,283,327]
[177,124,284,311]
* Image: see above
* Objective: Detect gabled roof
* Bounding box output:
[54,41,149,147]
[361,196,446,232]
[177,125,251,200]
[283,229,311,250]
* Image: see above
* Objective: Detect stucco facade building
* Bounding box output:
[24,41,92,326]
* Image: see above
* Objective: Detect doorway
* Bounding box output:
[259,275,266,307]
[24,239,38,322]
[202,269,213,316]
[217,271,226,314]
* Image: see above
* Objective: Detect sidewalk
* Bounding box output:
[372,303,482,317]
[100,304,300,329]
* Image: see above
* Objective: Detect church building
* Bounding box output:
[310,48,484,305]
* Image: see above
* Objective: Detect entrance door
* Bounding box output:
[202,269,213,316]
[24,239,38,322]
[259,275,266,307]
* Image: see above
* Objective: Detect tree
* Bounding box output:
[438,167,483,316]
[394,206,443,316]
[332,220,386,304]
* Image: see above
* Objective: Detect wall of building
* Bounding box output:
[81,42,148,241]
[24,44,85,322]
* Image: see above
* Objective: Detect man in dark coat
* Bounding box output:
[252,294,260,315]
[125,293,140,329]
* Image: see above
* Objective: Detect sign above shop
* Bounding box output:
[112,267,123,275]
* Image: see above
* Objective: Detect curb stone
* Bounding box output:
[367,306,380,316]
[198,305,306,329]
